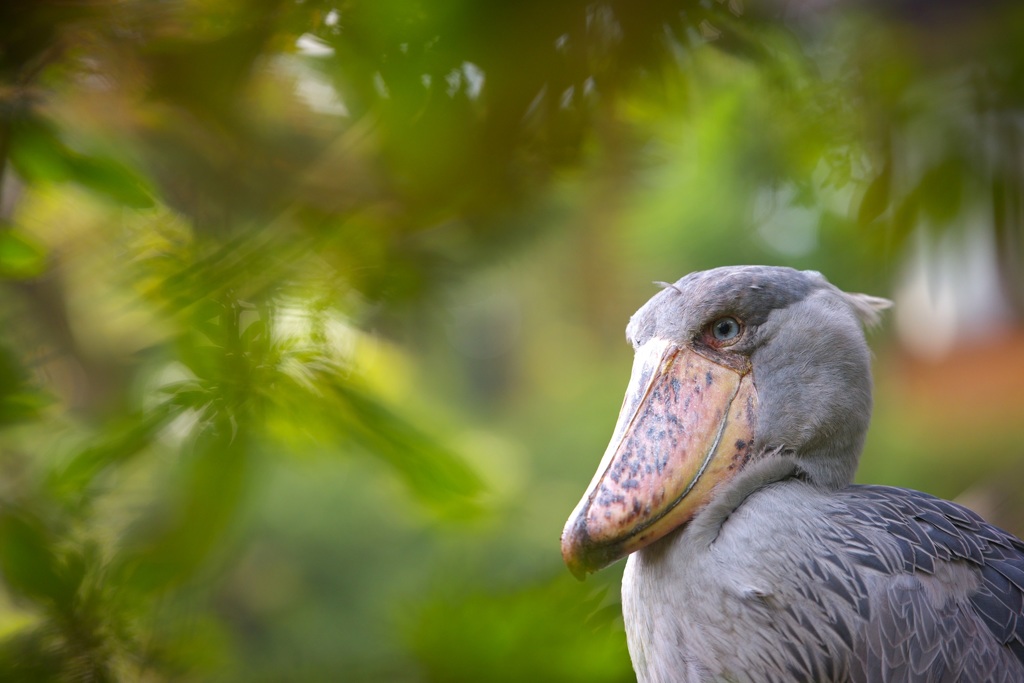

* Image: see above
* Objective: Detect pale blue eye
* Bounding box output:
[712,317,740,341]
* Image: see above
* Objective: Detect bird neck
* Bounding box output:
[785,426,865,490]
[679,455,804,550]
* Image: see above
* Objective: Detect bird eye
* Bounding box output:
[711,317,741,342]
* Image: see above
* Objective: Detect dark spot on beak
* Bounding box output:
[596,484,626,507]
[735,439,747,450]
[706,371,713,387]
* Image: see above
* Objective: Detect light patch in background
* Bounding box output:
[294,76,349,116]
[446,62,486,99]
[147,361,201,447]
[462,62,485,99]
[445,68,461,97]
[373,71,390,98]
[753,185,819,257]
[274,299,358,363]
[276,55,349,116]
[894,222,1013,359]
[295,33,335,58]
[560,85,575,109]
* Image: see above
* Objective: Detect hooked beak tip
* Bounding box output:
[561,530,586,581]
[567,564,588,582]
[561,513,620,579]
[561,514,594,580]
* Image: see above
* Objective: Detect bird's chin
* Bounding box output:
[561,339,758,579]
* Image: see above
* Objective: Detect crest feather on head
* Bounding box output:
[841,291,893,329]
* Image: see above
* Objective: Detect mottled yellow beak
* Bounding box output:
[561,338,757,578]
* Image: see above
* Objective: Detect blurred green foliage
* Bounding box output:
[1,0,1023,681]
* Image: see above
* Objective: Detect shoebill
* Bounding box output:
[561,265,1024,682]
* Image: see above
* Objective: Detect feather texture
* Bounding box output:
[624,477,1024,683]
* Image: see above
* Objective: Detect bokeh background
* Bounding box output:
[2,1,1024,680]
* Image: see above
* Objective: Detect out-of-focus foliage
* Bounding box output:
[1,0,1023,680]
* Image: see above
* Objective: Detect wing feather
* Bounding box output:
[836,485,1024,679]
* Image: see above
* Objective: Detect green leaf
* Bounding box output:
[8,117,74,184]
[0,510,68,607]
[0,343,49,424]
[9,116,154,208]
[858,161,891,226]
[65,154,155,209]
[329,379,485,516]
[0,230,46,279]
[111,424,250,592]
[177,344,225,381]
[0,628,67,682]
[47,403,182,507]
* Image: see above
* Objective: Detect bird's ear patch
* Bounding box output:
[842,292,893,328]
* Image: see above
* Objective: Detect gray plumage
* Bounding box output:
[610,266,1024,682]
